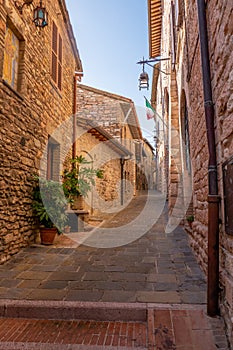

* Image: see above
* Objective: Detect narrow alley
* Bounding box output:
[0,192,229,349]
[0,0,232,348]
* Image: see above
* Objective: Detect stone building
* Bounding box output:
[147,0,233,344]
[0,0,82,263]
[75,117,132,216]
[136,138,156,191]
[76,84,147,201]
[143,138,156,190]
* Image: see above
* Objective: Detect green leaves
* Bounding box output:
[62,156,104,199]
[32,176,68,232]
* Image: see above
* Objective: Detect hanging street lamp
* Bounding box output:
[137,57,170,91]
[138,60,149,90]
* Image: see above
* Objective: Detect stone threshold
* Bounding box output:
[0,299,205,322]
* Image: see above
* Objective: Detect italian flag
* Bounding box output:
[145,97,155,120]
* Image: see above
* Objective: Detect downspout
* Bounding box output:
[196,0,220,316]
[120,158,125,205]
[73,72,83,159]
[72,74,78,160]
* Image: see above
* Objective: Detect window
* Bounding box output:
[223,157,233,235]
[51,21,62,90]
[3,26,20,89]
[184,108,191,174]
[174,0,183,27]
[47,137,60,181]
[181,93,191,174]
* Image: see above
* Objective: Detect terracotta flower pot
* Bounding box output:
[40,227,57,245]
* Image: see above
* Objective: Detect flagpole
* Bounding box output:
[144,96,168,128]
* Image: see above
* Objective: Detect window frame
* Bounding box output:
[2,22,25,93]
[47,137,60,181]
[223,156,233,236]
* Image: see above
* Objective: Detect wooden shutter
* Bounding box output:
[170,2,176,70]
[47,142,53,180]
[52,22,58,83]
[223,157,233,235]
[52,22,58,52]
[57,34,62,90]
[51,22,62,90]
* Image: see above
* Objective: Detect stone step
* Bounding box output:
[0,300,147,322]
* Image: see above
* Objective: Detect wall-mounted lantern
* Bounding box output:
[14,0,48,28]
[33,0,48,28]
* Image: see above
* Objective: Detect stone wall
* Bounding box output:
[77,84,126,136]
[77,83,142,139]
[150,0,233,343]
[77,84,144,198]
[206,0,233,342]
[0,0,82,263]
[142,140,156,190]
[182,2,233,342]
[183,0,209,271]
[75,127,125,216]
[182,0,233,343]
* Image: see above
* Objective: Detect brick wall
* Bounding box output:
[0,0,82,263]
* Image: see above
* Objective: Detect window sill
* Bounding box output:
[2,80,24,101]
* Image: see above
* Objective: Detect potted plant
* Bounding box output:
[186,214,194,227]
[62,155,103,210]
[32,175,68,245]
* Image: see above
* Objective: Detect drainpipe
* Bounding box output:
[72,74,78,160]
[196,0,220,316]
[120,158,125,205]
[73,72,83,159]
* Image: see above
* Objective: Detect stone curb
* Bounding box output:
[0,299,147,322]
[0,299,206,321]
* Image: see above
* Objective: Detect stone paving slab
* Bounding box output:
[0,192,229,348]
[0,197,207,305]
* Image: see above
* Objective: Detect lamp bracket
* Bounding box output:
[137,57,171,76]
[14,0,33,14]
[137,57,170,65]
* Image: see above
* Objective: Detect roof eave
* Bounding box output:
[77,117,132,158]
[60,0,83,72]
[148,0,162,58]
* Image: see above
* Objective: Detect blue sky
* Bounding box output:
[65,0,155,143]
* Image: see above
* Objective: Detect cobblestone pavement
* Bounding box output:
[0,191,229,349]
[0,192,207,304]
